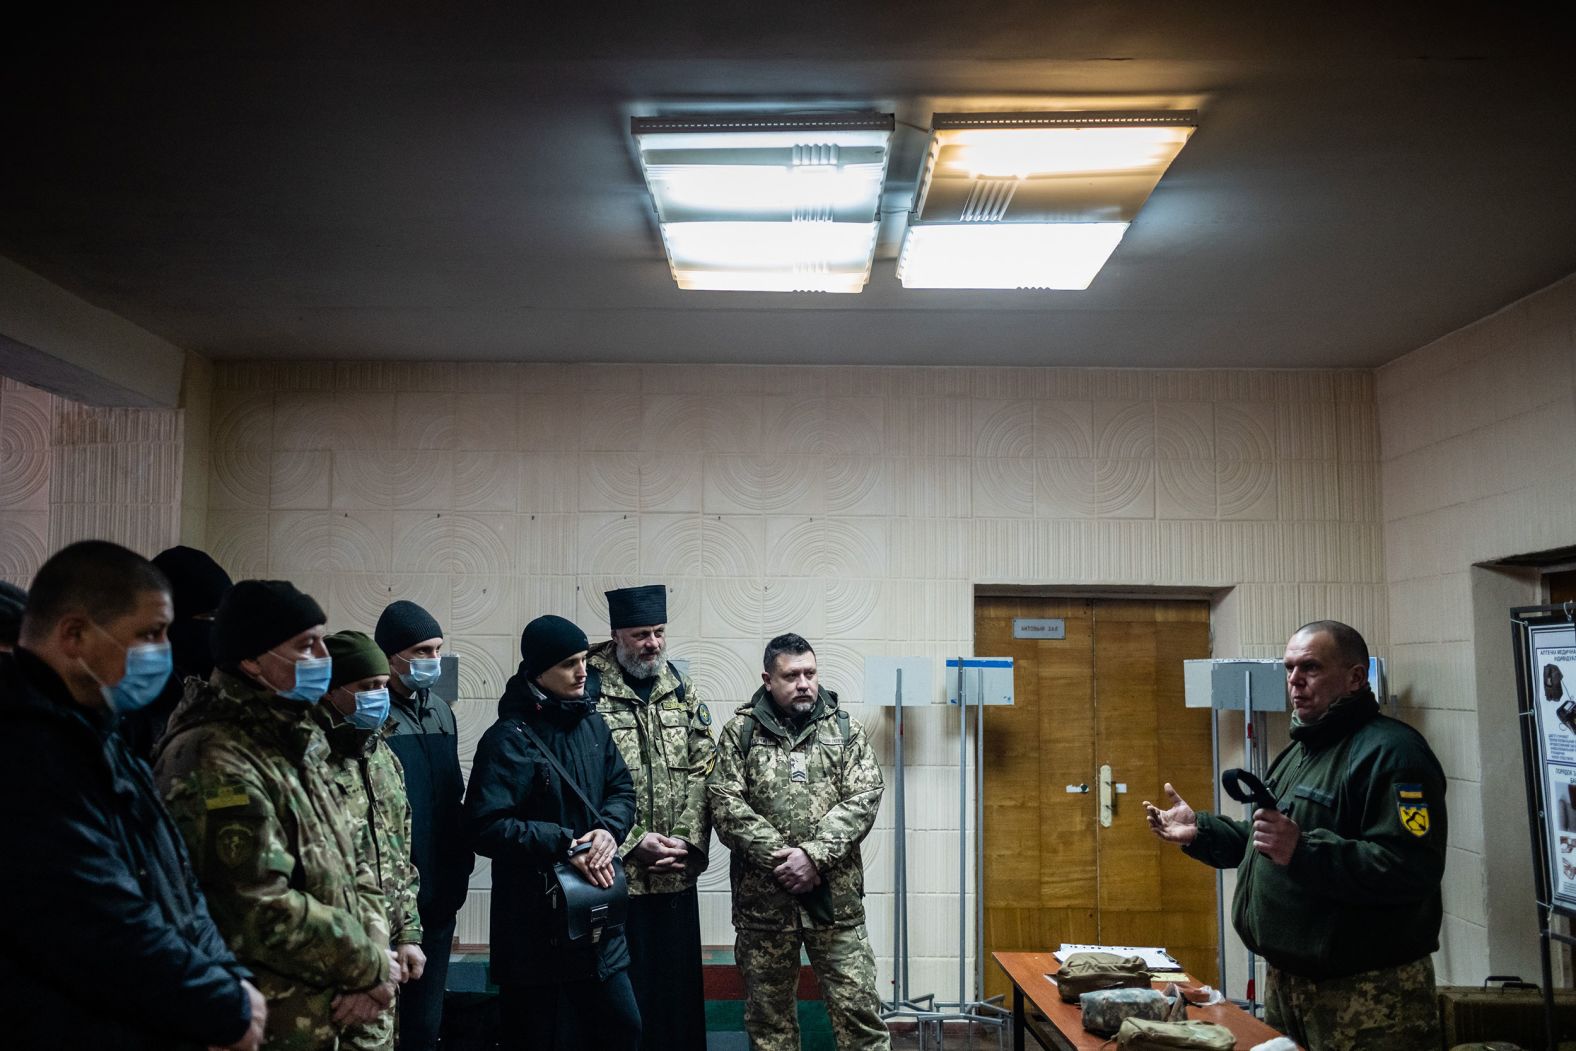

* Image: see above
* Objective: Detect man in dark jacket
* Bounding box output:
[0,540,265,1051]
[465,614,640,1051]
[121,545,232,761]
[373,598,472,1050]
[1146,620,1446,1051]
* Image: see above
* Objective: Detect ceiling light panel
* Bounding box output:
[900,111,1196,289]
[632,113,894,292]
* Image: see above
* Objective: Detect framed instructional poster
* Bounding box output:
[1513,605,1576,914]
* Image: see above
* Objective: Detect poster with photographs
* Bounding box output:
[1524,618,1576,910]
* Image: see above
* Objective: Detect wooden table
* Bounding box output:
[994,951,1291,1050]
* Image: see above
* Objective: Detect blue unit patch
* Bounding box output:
[696,701,712,727]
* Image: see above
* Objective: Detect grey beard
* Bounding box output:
[615,645,663,681]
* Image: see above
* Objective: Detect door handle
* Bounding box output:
[1099,764,1114,828]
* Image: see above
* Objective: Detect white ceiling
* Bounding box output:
[2,4,1574,369]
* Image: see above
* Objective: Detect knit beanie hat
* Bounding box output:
[324,630,390,690]
[0,580,26,646]
[212,580,326,666]
[520,615,589,680]
[375,600,444,656]
[151,546,233,621]
[606,584,667,630]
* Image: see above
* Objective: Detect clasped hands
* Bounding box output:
[567,827,619,888]
[629,831,691,873]
[1142,781,1300,866]
[770,846,821,894]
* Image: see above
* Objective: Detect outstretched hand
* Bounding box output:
[1142,782,1199,845]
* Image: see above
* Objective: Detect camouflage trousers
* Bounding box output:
[1264,956,1440,1051]
[339,1010,394,1051]
[736,924,891,1051]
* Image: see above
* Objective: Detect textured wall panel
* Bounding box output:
[973,457,1036,518]
[194,360,1399,967]
[971,400,1035,459]
[0,388,53,511]
[1155,402,1214,460]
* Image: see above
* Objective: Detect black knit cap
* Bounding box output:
[375,600,444,656]
[324,630,391,690]
[212,580,326,666]
[152,546,233,621]
[0,580,27,646]
[606,584,667,630]
[520,615,589,680]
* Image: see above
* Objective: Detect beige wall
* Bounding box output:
[0,376,185,585]
[1378,272,1576,986]
[200,359,1387,994]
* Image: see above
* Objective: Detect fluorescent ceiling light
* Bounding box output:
[897,223,1129,290]
[632,113,894,292]
[901,111,1196,289]
[662,221,879,292]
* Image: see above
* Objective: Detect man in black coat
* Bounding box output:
[464,614,640,1051]
[372,599,472,1050]
[0,540,265,1051]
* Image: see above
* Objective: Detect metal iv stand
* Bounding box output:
[880,668,942,1032]
[932,660,1009,1048]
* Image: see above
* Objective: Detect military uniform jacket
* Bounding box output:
[708,686,884,932]
[0,649,253,1051]
[1185,689,1447,980]
[316,712,424,947]
[155,672,393,1047]
[588,640,714,895]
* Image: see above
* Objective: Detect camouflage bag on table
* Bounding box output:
[1055,952,1152,1002]
[1080,988,1170,1036]
[1116,1018,1236,1050]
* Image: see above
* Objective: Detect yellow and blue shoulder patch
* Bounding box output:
[204,784,250,811]
[1396,783,1430,837]
[696,701,712,727]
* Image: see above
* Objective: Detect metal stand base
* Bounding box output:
[884,997,1008,1051]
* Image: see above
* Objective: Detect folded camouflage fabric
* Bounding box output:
[1116,1018,1236,1049]
[1080,987,1169,1036]
[1055,952,1153,1002]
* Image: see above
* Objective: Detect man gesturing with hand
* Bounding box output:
[1145,621,1447,1051]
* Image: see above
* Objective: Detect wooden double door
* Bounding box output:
[980,596,1218,1000]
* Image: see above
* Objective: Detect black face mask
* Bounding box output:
[168,619,217,679]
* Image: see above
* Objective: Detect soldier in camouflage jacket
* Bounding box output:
[155,581,396,1051]
[708,633,890,1051]
[315,631,425,1051]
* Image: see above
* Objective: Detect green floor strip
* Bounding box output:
[705,1000,835,1051]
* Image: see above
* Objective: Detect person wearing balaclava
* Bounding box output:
[464,615,640,1051]
[372,599,472,1051]
[314,631,424,1051]
[121,545,233,761]
[0,579,27,652]
[155,580,399,1051]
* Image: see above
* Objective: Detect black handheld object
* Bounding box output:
[566,840,593,857]
[1221,768,1283,813]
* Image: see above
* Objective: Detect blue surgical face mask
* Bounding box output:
[347,687,391,730]
[267,652,333,705]
[84,625,173,714]
[400,656,442,690]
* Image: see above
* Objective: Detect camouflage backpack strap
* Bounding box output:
[836,707,850,742]
[669,662,686,705]
[738,710,757,754]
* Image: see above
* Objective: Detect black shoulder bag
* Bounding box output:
[514,719,629,945]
